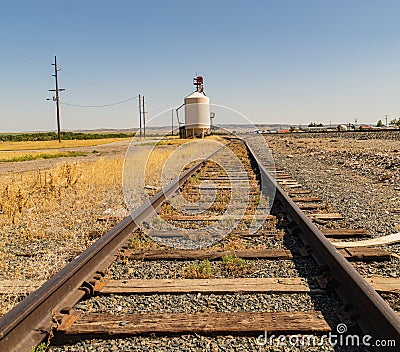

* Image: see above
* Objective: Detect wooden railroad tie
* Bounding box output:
[298,204,323,211]
[147,230,280,239]
[188,185,257,190]
[337,247,391,262]
[2,276,399,295]
[321,228,370,239]
[183,191,261,196]
[309,213,344,221]
[291,197,322,203]
[56,311,331,336]
[97,278,310,294]
[198,177,256,181]
[161,214,274,222]
[288,190,312,195]
[283,184,302,189]
[123,248,391,262]
[124,249,293,261]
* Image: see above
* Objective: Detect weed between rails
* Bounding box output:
[181,255,256,279]
[220,254,256,276]
[182,260,214,279]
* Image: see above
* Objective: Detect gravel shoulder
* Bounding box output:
[265,131,400,270]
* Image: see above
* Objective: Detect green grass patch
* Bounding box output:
[0,151,87,162]
[221,254,256,276]
[182,259,214,279]
[31,343,46,352]
[0,131,132,142]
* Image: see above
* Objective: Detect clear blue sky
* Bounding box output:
[1,0,400,132]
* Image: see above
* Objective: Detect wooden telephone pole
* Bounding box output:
[171,108,174,135]
[138,94,142,138]
[49,56,65,143]
[142,96,146,138]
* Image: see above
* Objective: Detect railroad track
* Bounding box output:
[0,136,399,351]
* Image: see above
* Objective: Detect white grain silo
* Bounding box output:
[184,91,210,138]
[176,76,211,138]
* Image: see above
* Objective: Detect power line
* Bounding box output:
[60,95,138,108]
[61,68,120,95]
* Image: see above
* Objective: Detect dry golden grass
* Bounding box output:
[156,135,225,146]
[0,138,131,151]
[0,139,197,314]
[130,232,162,250]
[144,147,176,187]
[0,157,127,314]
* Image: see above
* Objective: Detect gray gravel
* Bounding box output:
[75,292,339,315]
[263,133,400,288]
[49,334,370,352]
[108,257,320,280]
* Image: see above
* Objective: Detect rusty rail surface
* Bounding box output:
[245,140,400,348]
[0,149,218,352]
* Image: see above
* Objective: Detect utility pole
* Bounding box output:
[171,109,174,135]
[142,96,146,138]
[138,94,142,139]
[48,56,64,143]
[385,114,389,127]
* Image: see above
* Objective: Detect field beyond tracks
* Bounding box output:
[0,137,192,315]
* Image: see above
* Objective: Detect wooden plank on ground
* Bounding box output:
[321,229,370,238]
[364,277,400,294]
[125,249,293,261]
[59,311,330,335]
[331,233,400,248]
[99,278,310,294]
[338,248,391,261]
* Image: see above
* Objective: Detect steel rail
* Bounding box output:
[0,144,226,352]
[245,141,400,350]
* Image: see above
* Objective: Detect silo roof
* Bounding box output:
[185,91,208,99]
